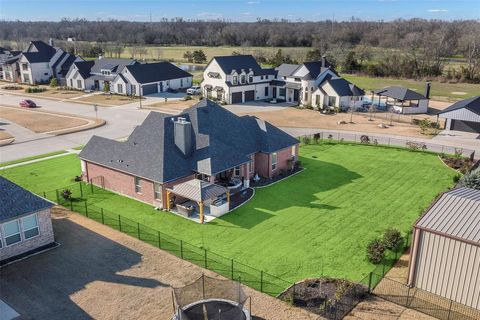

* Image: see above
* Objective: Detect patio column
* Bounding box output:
[199,201,204,224]
[227,191,230,209]
[166,190,171,210]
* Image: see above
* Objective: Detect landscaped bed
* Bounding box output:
[0,143,455,288]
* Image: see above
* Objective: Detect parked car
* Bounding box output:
[187,86,201,95]
[19,99,37,108]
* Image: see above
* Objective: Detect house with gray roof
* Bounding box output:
[373,85,430,114]
[79,99,299,222]
[0,177,55,264]
[438,96,480,133]
[65,57,138,92]
[111,62,193,96]
[0,47,21,81]
[407,187,480,310]
[15,40,82,85]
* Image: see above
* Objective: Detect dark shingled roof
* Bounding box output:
[0,177,53,222]
[326,78,365,96]
[125,62,192,84]
[275,64,300,77]
[303,60,332,79]
[439,96,480,116]
[90,58,137,74]
[22,40,57,63]
[213,55,264,74]
[73,60,95,79]
[374,86,426,101]
[79,99,299,183]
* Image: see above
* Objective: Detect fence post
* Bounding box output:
[231,259,234,280]
[80,183,83,197]
[90,179,94,193]
[204,249,207,268]
[137,222,140,239]
[368,272,373,292]
[118,215,122,231]
[180,240,183,259]
[101,208,104,224]
[406,286,411,307]
[260,271,263,293]
[158,231,162,248]
[84,200,88,217]
[447,299,453,320]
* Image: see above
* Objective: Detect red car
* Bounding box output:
[19,99,37,108]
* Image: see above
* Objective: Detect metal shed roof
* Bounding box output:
[167,179,228,202]
[415,187,480,245]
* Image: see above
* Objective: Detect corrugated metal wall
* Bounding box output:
[414,231,480,309]
[440,108,480,123]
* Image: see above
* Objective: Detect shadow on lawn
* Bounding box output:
[218,158,362,229]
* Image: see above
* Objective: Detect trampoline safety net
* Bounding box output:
[173,275,249,320]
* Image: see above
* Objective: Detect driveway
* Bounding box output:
[0,208,319,320]
[226,100,297,114]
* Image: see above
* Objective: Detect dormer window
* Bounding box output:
[240,75,246,84]
[101,69,111,75]
[248,75,253,83]
[233,76,238,85]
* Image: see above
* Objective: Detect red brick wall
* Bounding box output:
[253,144,299,179]
[254,152,270,178]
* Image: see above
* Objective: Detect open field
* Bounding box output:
[343,74,480,102]
[244,108,440,138]
[1,143,455,285]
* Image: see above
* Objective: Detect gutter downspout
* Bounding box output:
[407,227,421,287]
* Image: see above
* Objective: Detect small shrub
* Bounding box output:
[383,228,403,251]
[313,133,321,143]
[360,135,370,144]
[453,174,462,184]
[74,175,83,182]
[406,141,427,151]
[49,78,58,87]
[301,135,312,145]
[184,95,192,101]
[459,167,480,190]
[367,238,386,264]
[62,189,72,200]
[454,148,463,158]
[25,86,47,93]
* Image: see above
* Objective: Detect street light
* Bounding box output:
[139,84,143,109]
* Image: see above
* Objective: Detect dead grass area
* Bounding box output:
[0,207,320,320]
[243,108,436,138]
[146,97,200,112]
[78,93,143,106]
[34,88,85,98]
[0,106,104,135]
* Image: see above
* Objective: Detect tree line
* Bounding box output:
[1,19,479,82]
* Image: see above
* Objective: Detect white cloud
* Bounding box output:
[428,9,449,13]
[242,12,253,16]
[196,12,223,19]
[246,1,260,4]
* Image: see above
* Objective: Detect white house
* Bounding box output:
[65,58,138,91]
[112,62,193,96]
[16,40,81,85]
[201,55,364,107]
[0,47,21,81]
[201,55,277,104]
[438,96,480,133]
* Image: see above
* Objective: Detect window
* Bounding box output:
[166,80,170,86]
[22,63,28,71]
[271,153,278,171]
[240,75,246,84]
[180,78,183,87]
[248,75,253,83]
[234,166,241,177]
[22,214,39,239]
[279,88,286,97]
[264,86,269,96]
[328,96,337,106]
[154,183,162,201]
[101,70,111,75]
[3,220,21,246]
[294,77,301,82]
[232,76,238,85]
[248,156,254,174]
[260,76,264,80]
[304,91,308,101]
[77,79,82,89]
[134,177,142,193]
[117,84,123,93]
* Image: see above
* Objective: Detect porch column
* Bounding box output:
[199,201,204,224]
[166,190,171,210]
[226,191,230,209]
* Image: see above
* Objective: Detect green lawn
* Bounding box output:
[0,150,68,167]
[0,143,455,284]
[343,74,480,102]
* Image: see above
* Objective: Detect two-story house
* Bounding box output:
[201,55,277,104]
[17,40,81,85]
[0,47,21,81]
[65,58,138,92]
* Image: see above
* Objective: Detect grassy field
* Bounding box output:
[343,74,480,102]
[0,143,455,283]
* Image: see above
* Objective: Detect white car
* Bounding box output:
[187,86,201,95]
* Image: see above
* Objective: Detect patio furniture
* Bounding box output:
[176,202,195,217]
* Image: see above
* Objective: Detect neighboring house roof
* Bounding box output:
[72,60,95,79]
[325,78,365,96]
[79,99,299,183]
[374,86,426,101]
[275,64,301,77]
[90,58,137,74]
[303,60,332,79]
[51,51,67,70]
[124,62,192,84]
[212,55,265,74]
[438,96,480,116]
[0,49,21,65]
[22,40,57,63]
[59,55,79,77]
[0,177,53,222]
[415,187,480,245]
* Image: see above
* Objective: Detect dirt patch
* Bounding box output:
[440,155,474,173]
[0,208,319,320]
[145,98,200,112]
[0,106,104,135]
[77,93,143,106]
[242,108,436,138]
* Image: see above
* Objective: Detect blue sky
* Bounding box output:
[0,0,479,21]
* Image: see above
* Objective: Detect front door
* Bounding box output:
[273,87,277,98]
[293,89,299,102]
[94,80,99,90]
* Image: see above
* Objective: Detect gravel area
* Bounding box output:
[0,207,320,320]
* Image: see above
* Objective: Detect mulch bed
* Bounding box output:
[230,188,254,210]
[251,167,303,188]
[441,156,474,173]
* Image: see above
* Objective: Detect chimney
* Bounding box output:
[49,38,54,47]
[98,54,103,60]
[174,117,193,157]
[424,82,431,99]
[321,55,326,68]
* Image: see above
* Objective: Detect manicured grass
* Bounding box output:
[343,74,480,102]
[0,150,68,167]
[0,143,455,283]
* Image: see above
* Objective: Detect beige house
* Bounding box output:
[408,187,480,310]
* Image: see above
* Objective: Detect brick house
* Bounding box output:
[79,99,299,217]
[0,177,55,264]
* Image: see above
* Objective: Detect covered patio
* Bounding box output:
[372,86,429,114]
[166,179,231,224]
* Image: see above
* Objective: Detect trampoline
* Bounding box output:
[172,275,251,320]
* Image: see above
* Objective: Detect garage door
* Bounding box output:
[142,83,158,95]
[232,92,242,104]
[451,119,480,133]
[244,90,255,102]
